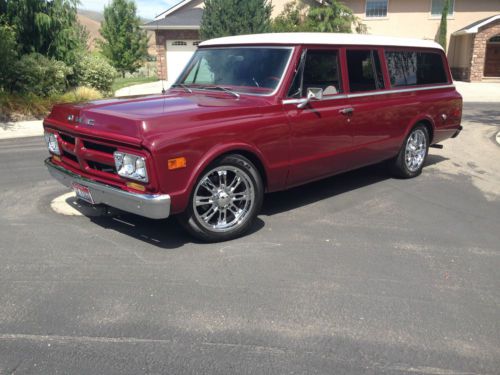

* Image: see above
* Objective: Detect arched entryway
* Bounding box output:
[484,35,500,77]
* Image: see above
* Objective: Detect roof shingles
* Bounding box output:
[143,7,202,29]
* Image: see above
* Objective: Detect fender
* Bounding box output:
[403,113,436,143]
[169,142,271,214]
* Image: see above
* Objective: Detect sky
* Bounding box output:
[79,0,180,20]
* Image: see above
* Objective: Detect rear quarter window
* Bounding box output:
[385,50,448,87]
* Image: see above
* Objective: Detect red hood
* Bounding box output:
[45,90,274,148]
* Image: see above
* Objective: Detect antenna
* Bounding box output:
[157,23,166,94]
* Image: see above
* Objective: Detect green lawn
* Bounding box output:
[111,76,158,93]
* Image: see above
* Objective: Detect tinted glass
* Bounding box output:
[385,51,448,87]
[346,50,385,92]
[180,47,292,95]
[366,0,388,17]
[287,50,342,98]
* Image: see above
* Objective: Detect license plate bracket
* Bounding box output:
[72,183,94,204]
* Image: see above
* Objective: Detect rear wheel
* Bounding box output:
[179,154,263,242]
[391,124,429,178]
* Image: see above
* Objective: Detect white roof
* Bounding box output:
[200,33,444,50]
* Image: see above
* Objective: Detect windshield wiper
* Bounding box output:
[171,83,193,93]
[201,86,240,99]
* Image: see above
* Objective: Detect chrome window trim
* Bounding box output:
[282,84,455,105]
[175,46,296,98]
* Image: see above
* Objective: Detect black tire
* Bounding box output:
[391,124,430,178]
[178,154,264,242]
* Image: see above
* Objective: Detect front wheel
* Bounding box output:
[391,124,430,178]
[179,154,264,242]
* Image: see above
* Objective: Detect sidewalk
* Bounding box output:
[115,80,500,102]
[0,120,43,140]
[1,81,499,140]
[454,81,500,102]
[114,80,171,97]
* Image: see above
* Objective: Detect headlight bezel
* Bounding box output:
[113,151,149,183]
[44,131,61,155]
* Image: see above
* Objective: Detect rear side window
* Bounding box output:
[346,50,385,92]
[385,51,448,87]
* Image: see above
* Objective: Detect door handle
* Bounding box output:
[339,107,354,115]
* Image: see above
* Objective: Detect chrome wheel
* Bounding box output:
[193,166,255,232]
[405,129,427,172]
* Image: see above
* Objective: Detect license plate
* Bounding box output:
[72,183,94,204]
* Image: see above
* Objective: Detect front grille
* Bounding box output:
[60,133,75,144]
[63,151,78,163]
[55,131,123,182]
[83,140,117,154]
[87,160,116,174]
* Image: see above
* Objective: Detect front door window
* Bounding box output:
[288,49,343,98]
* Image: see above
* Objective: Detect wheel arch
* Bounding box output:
[172,143,270,214]
[405,115,435,144]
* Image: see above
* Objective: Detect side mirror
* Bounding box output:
[297,87,323,109]
[307,87,323,100]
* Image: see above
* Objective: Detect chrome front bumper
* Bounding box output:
[45,158,171,219]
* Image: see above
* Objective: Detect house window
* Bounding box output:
[193,41,201,46]
[172,41,187,46]
[365,0,388,18]
[489,35,500,43]
[431,0,454,16]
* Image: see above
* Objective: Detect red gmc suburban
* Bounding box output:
[44,33,463,242]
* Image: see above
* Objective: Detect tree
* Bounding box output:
[0,22,18,91]
[99,0,149,77]
[271,0,366,34]
[4,0,88,65]
[271,1,305,32]
[437,0,449,51]
[200,0,272,40]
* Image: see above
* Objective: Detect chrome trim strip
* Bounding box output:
[282,84,455,105]
[283,94,348,105]
[346,84,455,98]
[45,158,171,219]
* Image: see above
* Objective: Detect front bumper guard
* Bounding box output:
[45,158,171,219]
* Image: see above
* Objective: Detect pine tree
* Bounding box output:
[99,0,149,77]
[437,0,449,52]
[200,0,272,40]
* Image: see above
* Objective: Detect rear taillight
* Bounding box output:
[451,107,462,118]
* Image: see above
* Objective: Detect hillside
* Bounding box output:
[77,12,102,50]
[77,9,155,53]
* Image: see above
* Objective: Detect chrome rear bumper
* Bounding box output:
[45,158,171,219]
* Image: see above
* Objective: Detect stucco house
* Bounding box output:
[142,0,500,82]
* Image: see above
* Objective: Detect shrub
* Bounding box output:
[12,53,72,97]
[74,54,117,93]
[0,92,54,121]
[60,86,103,103]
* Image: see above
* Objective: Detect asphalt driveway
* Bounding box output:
[0,103,498,374]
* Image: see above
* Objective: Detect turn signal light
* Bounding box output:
[168,157,187,170]
[126,182,146,192]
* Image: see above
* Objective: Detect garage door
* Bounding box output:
[166,40,198,82]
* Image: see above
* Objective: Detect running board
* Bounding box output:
[430,144,444,149]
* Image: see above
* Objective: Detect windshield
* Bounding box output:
[176,47,293,95]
